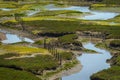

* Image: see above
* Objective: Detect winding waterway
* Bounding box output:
[62,42,112,80]
[45,4,119,20]
[0,3,118,80]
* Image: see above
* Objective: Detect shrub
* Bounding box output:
[109,40,120,48]
[60,52,73,60]
[58,34,78,44]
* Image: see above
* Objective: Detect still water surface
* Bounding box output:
[62,42,112,80]
[0,30,34,44]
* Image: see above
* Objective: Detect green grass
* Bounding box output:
[90,6,120,13]
[60,52,73,60]
[63,60,79,70]
[0,44,48,54]
[95,42,108,49]
[102,0,120,5]
[34,40,43,45]
[58,34,78,43]
[91,66,120,80]
[4,19,120,39]
[109,15,120,23]
[82,49,97,53]
[35,10,82,16]
[0,67,41,80]
[0,53,59,73]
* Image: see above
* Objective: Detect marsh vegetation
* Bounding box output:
[0,0,120,80]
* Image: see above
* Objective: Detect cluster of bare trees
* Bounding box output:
[43,38,62,65]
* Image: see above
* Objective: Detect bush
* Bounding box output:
[58,34,78,44]
[34,40,43,45]
[109,40,120,48]
[60,52,73,60]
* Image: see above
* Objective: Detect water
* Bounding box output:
[46,4,90,12]
[62,42,112,80]
[27,10,40,16]
[0,8,15,11]
[45,4,119,20]
[0,30,34,44]
[82,11,118,20]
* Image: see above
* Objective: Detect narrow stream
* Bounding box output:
[62,42,112,80]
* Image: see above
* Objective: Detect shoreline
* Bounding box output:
[0,26,83,80]
[0,26,118,80]
[46,62,82,80]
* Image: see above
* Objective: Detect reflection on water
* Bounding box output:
[62,42,112,80]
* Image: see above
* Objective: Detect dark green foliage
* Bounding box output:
[102,0,120,4]
[72,41,82,47]
[60,52,73,60]
[0,67,41,80]
[34,40,43,45]
[58,34,78,43]
[24,20,120,39]
[110,54,120,66]
[91,66,120,80]
[109,40,120,48]
[11,41,30,45]
[4,20,120,39]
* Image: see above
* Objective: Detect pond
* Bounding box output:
[45,4,119,20]
[0,30,34,44]
[62,42,112,80]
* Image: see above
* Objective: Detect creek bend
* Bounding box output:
[62,42,112,80]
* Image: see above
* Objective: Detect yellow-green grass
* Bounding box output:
[91,4,107,7]
[2,16,78,24]
[108,15,120,23]
[0,2,17,8]
[0,44,49,54]
[35,10,82,16]
[90,3,120,7]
